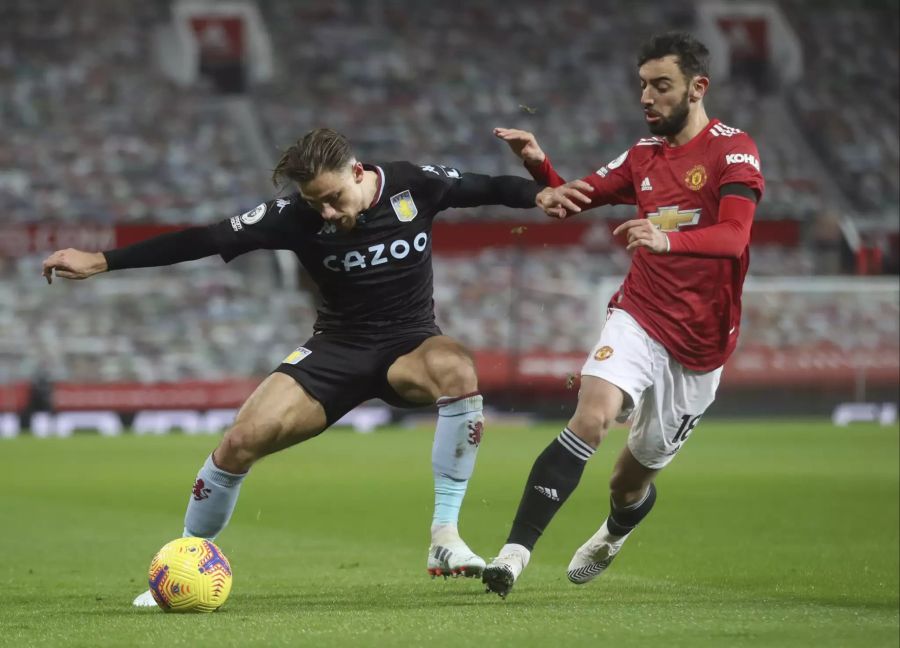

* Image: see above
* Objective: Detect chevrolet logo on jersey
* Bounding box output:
[646,205,701,232]
[390,190,418,222]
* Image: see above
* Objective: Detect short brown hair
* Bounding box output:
[271,128,354,187]
[638,32,710,81]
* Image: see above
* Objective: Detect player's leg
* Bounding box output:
[134,372,327,607]
[566,444,658,584]
[482,376,625,597]
[386,335,486,577]
[183,372,327,539]
[566,348,723,585]
[483,309,653,597]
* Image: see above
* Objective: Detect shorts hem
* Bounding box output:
[626,437,676,470]
[271,365,345,424]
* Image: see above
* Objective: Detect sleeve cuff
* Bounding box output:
[524,156,551,182]
[101,249,120,271]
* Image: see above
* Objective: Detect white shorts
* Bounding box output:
[581,309,723,469]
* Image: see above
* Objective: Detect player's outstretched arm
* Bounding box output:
[42,226,219,284]
[441,173,544,211]
[493,128,546,166]
[494,127,566,187]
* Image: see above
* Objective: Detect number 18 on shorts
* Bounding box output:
[581,309,723,469]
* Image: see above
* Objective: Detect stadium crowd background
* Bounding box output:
[1,0,897,415]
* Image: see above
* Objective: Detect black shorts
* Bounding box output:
[273,325,442,425]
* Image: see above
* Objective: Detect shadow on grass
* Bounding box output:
[27,574,900,621]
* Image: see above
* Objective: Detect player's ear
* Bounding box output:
[690,76,709,102]
[351,161,364,183]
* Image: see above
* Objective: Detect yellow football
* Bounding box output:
[148,537,232,612]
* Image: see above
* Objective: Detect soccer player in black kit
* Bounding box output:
[42,128,544,606]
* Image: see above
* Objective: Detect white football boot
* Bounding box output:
[481,543,531,598]
[427,525,486,578]
[566,520,628,584]
[132,589,158,608]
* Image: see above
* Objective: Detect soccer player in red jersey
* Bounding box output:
[482,32,765,597]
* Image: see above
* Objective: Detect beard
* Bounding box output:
[647,91,690,136]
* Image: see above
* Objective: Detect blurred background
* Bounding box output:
[1,0,897,437]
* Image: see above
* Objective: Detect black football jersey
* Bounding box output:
[209,161,535,332]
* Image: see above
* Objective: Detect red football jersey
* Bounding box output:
[534,119,765,371]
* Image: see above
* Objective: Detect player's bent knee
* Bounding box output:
[567,407,614,447]
[430,354,478,396]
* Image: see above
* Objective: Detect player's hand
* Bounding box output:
[42,249,108,284]
[613,219,669,253]
[536,180,594,219]
[493,127,546,166]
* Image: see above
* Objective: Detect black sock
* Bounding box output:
[606,483,657,537]
[507,428,595,550]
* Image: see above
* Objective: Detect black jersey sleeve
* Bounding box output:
[209,196,305,262]
[440,172,542,209]
[411,163,541,212]
[103,226,220,270]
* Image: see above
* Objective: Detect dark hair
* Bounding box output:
[637,32,710,80]
[272,128,354,187]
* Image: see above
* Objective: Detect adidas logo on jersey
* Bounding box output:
[640,177,653,192]
[534,485,560,501]
[318,221,338,235]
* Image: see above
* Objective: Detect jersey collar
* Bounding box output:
[364,164,385,208]
[663,118,718,159]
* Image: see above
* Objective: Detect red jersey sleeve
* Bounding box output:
[576,148,637,208]
[527,149,636,209]
[666,193,756,258]
[717,134,765,199]
[526,157,566,187]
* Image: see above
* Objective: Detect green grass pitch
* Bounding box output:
[0,421,897,647]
